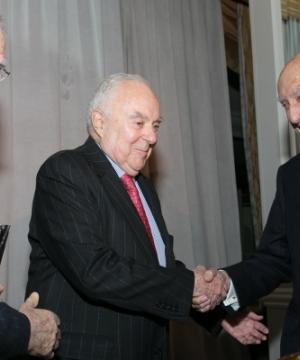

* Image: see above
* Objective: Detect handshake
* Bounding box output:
[192,265,230,313]
[192,267,269,345]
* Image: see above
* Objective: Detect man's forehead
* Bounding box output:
[278,79,300,99]
[278,59,300,99]
[129,110,163,122]
[113,80,159,104]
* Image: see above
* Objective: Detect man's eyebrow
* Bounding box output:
[130,111,147,119]
[278,85,300,102]
[290,86,300,98]
[130,111,164,122]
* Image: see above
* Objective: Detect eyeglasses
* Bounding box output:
[0,63,10,82]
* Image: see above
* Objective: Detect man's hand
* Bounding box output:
[19,292,61,359]
[192,266,230,312]
[221,311,269,345]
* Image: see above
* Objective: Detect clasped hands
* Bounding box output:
[192,265,230,312]
[192,267,269,345]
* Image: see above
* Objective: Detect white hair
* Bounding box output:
[87,73,150,131]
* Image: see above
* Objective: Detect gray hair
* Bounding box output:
[87,73,150,131]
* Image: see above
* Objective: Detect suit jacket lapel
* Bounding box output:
[79,137,158,262]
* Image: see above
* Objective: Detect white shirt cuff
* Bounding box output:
[222,276,240,311]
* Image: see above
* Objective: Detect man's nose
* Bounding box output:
[288,103,300,127]
[144,126,157,144]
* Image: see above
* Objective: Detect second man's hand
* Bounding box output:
[221,311,269,345]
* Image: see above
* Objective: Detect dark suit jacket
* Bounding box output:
[0,302,30,358]
[26,137,205,360]
[225,154,300,356]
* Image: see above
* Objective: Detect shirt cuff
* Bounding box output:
[222,274,240,311]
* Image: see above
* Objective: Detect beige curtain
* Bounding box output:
[121,0,241,270]
[121,1,244,359]
[0,0,124,307]
[0,2,246,358]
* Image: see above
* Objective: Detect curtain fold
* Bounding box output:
[0,3,245,358]
[121,1,244,358]
[0,0,124,307]
[237,4,262,249]
[121,0,241,269]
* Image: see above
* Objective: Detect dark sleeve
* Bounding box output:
[224,167,291,306]
[190,305,230,336]
[29,153,194,320]
[0,302,30,358]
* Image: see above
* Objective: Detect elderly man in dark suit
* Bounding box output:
[205,53,300,357]
[0,19,60,360]
[25,73,267,360]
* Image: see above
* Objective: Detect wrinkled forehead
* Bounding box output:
[109,80,160,112]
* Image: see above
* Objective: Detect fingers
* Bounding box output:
[192,295,211,312]
[53,328,61,350]
[20,300,61,358]
[192,266,229,312]
[221,311,269,345]
[247,311,263,321]
[247,312,269,334]
[24,292,39,308]
[193,265,206,278]
[253,320,269,335]
[203,268,217,282]
[0,283,4,295]
[53,312,61,327]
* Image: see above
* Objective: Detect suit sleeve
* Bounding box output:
[0,302,30,358]
[28,153,194,321]
[224,166,291,306]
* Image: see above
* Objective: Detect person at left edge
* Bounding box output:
[0,19,60,360]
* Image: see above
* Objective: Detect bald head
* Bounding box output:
[89,74,161,176]
[278,54,300,98]
[278,53,300,131]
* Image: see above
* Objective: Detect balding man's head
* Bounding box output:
[88,73,162,176]
[278,53,300,131]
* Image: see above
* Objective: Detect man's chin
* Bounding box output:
[126,161,148,175]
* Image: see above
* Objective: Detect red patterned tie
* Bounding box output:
[121,174,157,255]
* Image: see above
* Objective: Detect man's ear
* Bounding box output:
[91,110,105,137]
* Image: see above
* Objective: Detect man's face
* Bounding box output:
[278,57,300,132]
[93,80,161,176]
